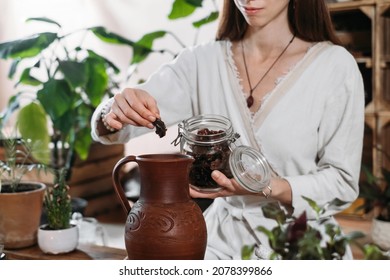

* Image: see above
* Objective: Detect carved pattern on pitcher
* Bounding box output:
[126,205,176,233]
[142,211,175,233]
[127,203,202,234]
[126,210,144,231]
[175,204,203,241]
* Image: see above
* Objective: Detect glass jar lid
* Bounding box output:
[229,146,271,193]
[177,114,239,145]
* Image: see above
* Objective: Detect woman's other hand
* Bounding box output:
[189,170,253,199]
[190,170,292,205]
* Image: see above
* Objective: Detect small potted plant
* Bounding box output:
[0,134,48,249]
[38,167,78,254]
[242,197,370,260]
[357,161,390,251]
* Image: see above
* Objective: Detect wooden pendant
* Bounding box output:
[246,95,254,108]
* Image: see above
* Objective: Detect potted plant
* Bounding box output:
[357,160,390,251]
[241,196,390,260]
[240,197,387,260]
[38,168,78,254]
[0,134,48,249]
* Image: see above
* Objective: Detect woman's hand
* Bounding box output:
[104,88,160,130]
[190,171,293,206]
[189,170,256,199]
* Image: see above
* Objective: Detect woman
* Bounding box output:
[91,0,365,259]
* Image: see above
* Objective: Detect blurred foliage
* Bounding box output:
[358,160,390,222]
[0,0,219,181]
[242,197,389,260]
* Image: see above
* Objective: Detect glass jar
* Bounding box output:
[173,114,271,193]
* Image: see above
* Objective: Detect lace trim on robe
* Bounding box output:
[224,40,316,177]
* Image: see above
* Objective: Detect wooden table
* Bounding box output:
[4,244,127,260]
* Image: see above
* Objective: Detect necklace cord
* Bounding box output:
[241,35,296,108]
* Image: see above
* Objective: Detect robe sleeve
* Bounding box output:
[90,48,196,145]
[285,53,365,220]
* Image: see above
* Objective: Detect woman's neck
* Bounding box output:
[243,28,295,58]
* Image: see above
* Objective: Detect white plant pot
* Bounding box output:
[371,218,390,251]
[38,224,79,254]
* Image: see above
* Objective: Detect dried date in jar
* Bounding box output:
[187,128,234,191]
[173,114,271,193]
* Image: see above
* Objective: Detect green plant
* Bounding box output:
[359,243,390,260]
[358,164,390,222]
[242,197,365,260]
[0,0,218,180]
[0,134,47,193]
[0,18,128,174]
[0,134,72,230]
[43,168,72,230]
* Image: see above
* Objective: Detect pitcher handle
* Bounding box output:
[112,155,137,215]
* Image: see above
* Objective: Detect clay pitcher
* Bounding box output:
[112,154,207,260]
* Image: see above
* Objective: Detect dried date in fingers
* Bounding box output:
[153,118,167,138]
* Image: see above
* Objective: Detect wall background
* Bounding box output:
[0,0,220,155]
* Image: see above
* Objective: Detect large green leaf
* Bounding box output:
[131,45,153,65]
[74,127,93,160]
[18,67,42,86]
[17,102,51,164]
[53,109,75,136]
[185,0,203,7]
[136,31,167,49]
[85,57,109,107]
[26,17,62,28]
[8,59,20,79]
[58,60,89,90]
[87,50,120,74]
[37,79,74,121]
[52,105,93,162]
[89,26,134,46]
[131,31,167,64]
[168,0,198,19]
[193,11,219,28]
[0,32,57,59]
[0,94,21,128]
[74,102,93,130]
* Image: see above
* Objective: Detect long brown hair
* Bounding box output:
[216,0,341,44]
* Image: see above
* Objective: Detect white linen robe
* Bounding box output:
[91,40,365,259]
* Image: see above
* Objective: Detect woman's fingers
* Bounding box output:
[104,88,161,130]
[111,94,152,128]
[104,111,124,130]
[125,88,159,114]
[189,171,252,199]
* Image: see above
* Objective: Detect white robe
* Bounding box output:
[91,40,365,259]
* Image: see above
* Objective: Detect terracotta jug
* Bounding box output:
[112,154,207,260]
